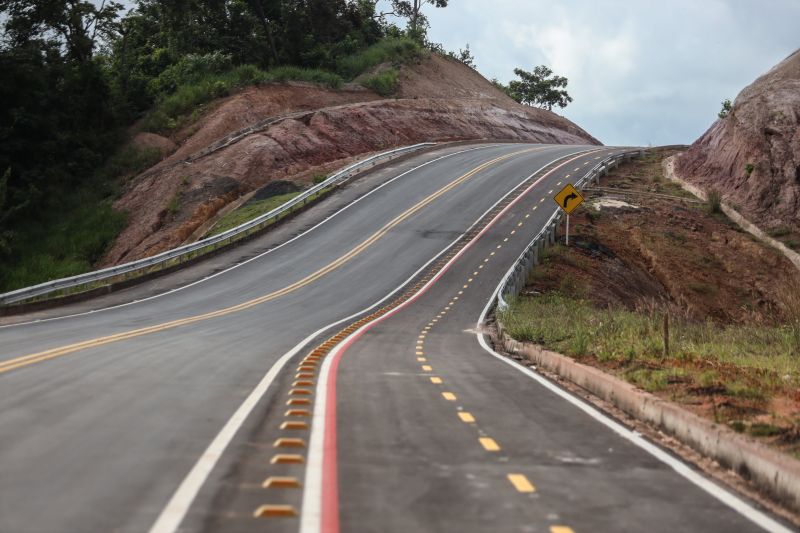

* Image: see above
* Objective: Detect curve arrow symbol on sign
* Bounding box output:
[562,193,578,208]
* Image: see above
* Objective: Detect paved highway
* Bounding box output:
[0,143,790,533]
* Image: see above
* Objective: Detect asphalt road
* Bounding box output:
[0,142,790,533]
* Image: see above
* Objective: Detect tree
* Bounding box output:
[507,65,573,111]
[0,0,123,63]
[373,0,448,41]
[448,43,475,69]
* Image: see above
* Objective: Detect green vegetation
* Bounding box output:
[337,37,424,79]
[0,0,455,292]
[208,192,301,237]
[493,66,573,110]
[362,69,400,97]
[705,189,722,214]
[718,98,733,119]
[745,163,755,176]
[500,293,800,391]
[768,226,792,238]
[141,63,345,133]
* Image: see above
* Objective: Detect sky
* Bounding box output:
[379,0,800,146]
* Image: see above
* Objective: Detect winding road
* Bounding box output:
[0,143,791,533]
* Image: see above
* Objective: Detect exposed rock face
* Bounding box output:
[102,55,599,266]
[677,50,800,231]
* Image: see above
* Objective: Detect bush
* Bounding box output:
[706,189,722,214]
[265,66,342,89]
[718,98,733,119]
[141,64,342,133]
[745,163,755,176]
[337,37,424,79]
[362,69,399,97]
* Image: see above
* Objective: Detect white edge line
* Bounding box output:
[2,144,512,330]
[300,146,604,533]
[151,145,602,533]
[145,140,581,531]
[147,219,468,533]
[475,271,792,533]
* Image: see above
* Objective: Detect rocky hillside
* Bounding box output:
[676,50,800,234]
[102,54,598,266]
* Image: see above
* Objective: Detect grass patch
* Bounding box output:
[361,69,399,97]
[500,294,800,383]
[768,226,792,238]
[1,201,127,291]
[336,37,424,79]
[142,65,343,134]
[99,145,163,182]
[208,191,301,236]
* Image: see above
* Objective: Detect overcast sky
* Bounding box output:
[381,0,800,146]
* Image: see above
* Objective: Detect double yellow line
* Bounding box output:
[0,147,539,375]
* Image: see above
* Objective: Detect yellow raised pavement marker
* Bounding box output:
[479,437,500,451]
[286,398,311,406]
[507,473,535,493]
[280,421,309,430]
[285,409,311,417]
[262,476,302,489]
[253,504,297,518]
[274,438,306,448]
[288,388,312,396]
[270,454,304,464]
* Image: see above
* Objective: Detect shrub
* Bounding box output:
[313,174,328,185]
[362,69,399,97]
[265,66,343,89]
[706,189,722,214]
[745,163,755,176]
[718,98,733,119]
[337,37,424,79]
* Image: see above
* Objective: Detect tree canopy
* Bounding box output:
[0,0,453,290]
[505,65,573,111]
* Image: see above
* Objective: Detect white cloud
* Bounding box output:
[400,0,800,146]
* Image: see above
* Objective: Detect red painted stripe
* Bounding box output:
[318,148,603,533]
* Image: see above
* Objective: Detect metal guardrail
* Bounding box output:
[0,142,436,307]
[496,149,646,312]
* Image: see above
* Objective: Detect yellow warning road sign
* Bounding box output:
[553,183,584,214]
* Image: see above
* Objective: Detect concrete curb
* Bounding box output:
[663,155,800,272]
[494,327,800,514]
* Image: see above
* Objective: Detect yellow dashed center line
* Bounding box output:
[479,437,501,451]
[507,473,536,493]
[421,365,432,372]
[430,377,443,384]
[551,527,575,533]
[442,392,457,401]
[458,412,476,423]
[2,148,541,375]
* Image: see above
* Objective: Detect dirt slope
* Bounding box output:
[103,54,599,265]
[676,49,800,235]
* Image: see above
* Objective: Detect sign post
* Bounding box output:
[553,183,584,245]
